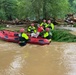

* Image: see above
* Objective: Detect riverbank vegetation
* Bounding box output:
[52,29,76,42]
[73,24,76,27]
[0,24,6,30]
[0,0,76,21]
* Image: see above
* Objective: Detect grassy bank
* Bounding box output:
[0,24,6,30]
[73,23,76,27]
[52,29,76,42]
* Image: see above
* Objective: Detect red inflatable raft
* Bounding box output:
[0,30,50,45]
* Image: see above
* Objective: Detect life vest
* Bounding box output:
[27,26,36,33]
[22,33,29,40]
[19,33,29,43]
[40,22,47,29]
[43,31,52,40]
[44,32,49,38]
[45,23,54,30]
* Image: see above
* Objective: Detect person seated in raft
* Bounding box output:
[40,19,47,29]
[42,28,52,42]
[30,24,44,38]
[27,23,36,33]
[19,28,29,46]
[45,20,54,30]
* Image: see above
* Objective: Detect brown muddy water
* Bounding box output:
[0,41,76,75]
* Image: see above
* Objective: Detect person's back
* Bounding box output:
[40,19,47,29]
[43,28,52,42]
[46,20,54,30]
[19,28,29,46]
[27,23,36,33]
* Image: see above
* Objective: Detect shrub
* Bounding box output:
[73,23,76,27]
[52,29,76,42]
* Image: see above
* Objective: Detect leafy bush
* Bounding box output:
[0,9,7,20]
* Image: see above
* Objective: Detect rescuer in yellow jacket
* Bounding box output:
[45,20,54,30]
[19,28,29,46]
[43,28,52,42]
[40,19,47,29]
[27,23,36,33]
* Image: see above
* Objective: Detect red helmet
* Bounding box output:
[20,28,25,32]
[46,28,50,31]
[31,23,34,26]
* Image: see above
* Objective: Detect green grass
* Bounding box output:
[73,23,76,27]
[0,24,6,30]
[52,29,76,42]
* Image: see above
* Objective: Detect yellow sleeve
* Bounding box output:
[40,23,43,26]
[27,26,31,31]
[22,33,29,40]
[51,23,54,30]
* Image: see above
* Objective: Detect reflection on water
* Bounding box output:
[0,41,76,75]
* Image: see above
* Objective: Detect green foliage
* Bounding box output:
[52,29,76,42]
[0,24,6,30]
[73,23,76,27]
[16,0,32,19]
[0,0,75,20]
[46,0,70,18]
[69,0,76,13]
[0,9,6,20]
[0,0,17,20]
